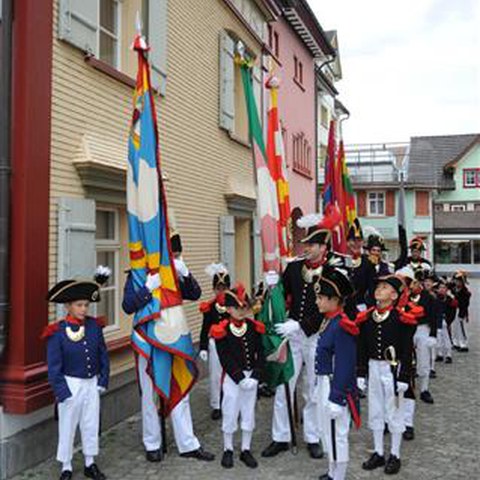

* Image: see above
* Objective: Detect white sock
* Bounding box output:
[85,455,94,467]
[328,461,336,478]
[373,429,384,456]
[223,432,234,451]
[391,432,402,458]
[62,461,72,472]
[334,461,348,480]
[241,430,253,451]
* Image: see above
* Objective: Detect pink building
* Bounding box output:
[268,0,335,250]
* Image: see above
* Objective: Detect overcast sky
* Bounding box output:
[307,0,480,144]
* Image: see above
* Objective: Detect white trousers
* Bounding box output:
[208,338,222,410]
[403,397,415,428]
[138,355,200,453]
[414,325,431,392]
[221,372,257,434]
[318,376,350,465]
[56,376,100,463]
[451,313,468,348]
[437,321,452,358]
[272,329,321,443]
[368,360,405,434]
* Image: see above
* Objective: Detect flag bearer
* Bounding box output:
[210,284,265,469]
[314,263,360,480]
[357,275,416,475]
[198,263,230,420]
[43,267,111,480]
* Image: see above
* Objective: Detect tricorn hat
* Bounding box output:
[364,226,388,251]
[298,205,342,245]
[205,263,231,290]
[314,265,353,299]
[409,236,426,251]
[376,274,405,297]
[346,218,363,242]
[224,283,252,309]
[170,231,182,254]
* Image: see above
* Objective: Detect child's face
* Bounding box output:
[424,279,434,291]
[215,285,227,295]
[316,294,341,313]
[374,282,398,305]
[227,305,250,320]
[411,249,422,260]
[437,285,447,296]
[348,239,363,257]
[66,300,90,320]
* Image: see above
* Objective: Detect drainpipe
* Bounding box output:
[0,0,13,357]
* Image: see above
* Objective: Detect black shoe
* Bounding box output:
[453,345,460,351]
[384,423,389,435]
[435,355,444,362]
[319,474,333,480]
[180,447,215,461]
[460,347,469,352]
[60,472,72,480]
[362,452,386,470]
[445,356,453,364]
[146,449,162,462]
[84,464,106,480]
[307,442,324,459]
[240,450,258,469]
[403,426,415,441]
[384,454,401,474]
[211,409,221,420]
[221,450,234,469]
[430,370,437,379]
[420,390,434,404]
[261,441,289,457]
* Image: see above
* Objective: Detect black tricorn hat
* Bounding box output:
[298,206,342,245]
[170,232,182,253]
[376,275,404,296]
[366,234,388,251]
[213,271,231,290]
[47,280,101,304]
[346,218,363,241]
[409,236,426,251]
[224,283,252,309]
[314,266,353,299]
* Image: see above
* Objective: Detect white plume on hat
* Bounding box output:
[297,213,323,229]
[363,225,383,240]
[94,265,111,286]
[396,266,415,280]
[205,263,228,278]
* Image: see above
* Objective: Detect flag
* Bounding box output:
[127,33,197,416]
[322,120,336,209]
[266,75,293,264]
[339,140,357,228]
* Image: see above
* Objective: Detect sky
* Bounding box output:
[307,0,480,144]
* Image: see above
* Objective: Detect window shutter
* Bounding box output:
[252,216,262,287]
[386,190,395,216]
[148,0,168,95]
[58,0,99,55]
[219,31,235,131]
[357,191,366,216]
[220,216,236,282]
[415,191,429,216]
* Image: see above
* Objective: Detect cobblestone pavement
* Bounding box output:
[14,280,479,480]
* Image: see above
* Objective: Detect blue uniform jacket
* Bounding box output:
[122,270,202,314]
[315,313,358,406]
[45,317,110,402]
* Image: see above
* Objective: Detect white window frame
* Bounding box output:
[98,0,121,70]
[367,191,386,217]
[95,207,121,331]
[451,204,466,212]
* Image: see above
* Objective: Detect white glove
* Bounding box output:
[265,270,280,287]
[239,378,258,391]
[357,377,366,392]
[199,350,208,362]
[145,273,161,292]
[174,258,189,278]
[327,401,344,419]
[275,319,300,338]
[97,386,107,395]
[396,382,408,393]
[426,336,437,348]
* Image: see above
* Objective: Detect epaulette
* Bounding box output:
[40,322,61,340]
[408,303,424,318]
[94,316,107,328]
[398,309,417,326]
[199,298,215,313]
[355,307,374,325]
[248,318,266,334]
[209,320,229,339]
[339,314,360,336]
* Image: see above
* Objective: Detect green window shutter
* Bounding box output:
[220,216,236,282]
[219,31,235,131]
[148,0,168,96]
[58,0,99,55]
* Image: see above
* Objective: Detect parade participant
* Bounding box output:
[210,284,265,469]
[434,277,456,364]
[409,271,436,404]
[407,237,432,272]
[261,207,342,460]
[198,263,230,420]
[43,267,111,480]
[346,219,376,317]
[423,271,440,378]
[357,275,416,475]
[451,271,471,352]
[122,233,214,463]
[314,264,360,480]
[364,227,391,277]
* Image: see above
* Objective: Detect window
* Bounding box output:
[293,55,304,86]
[463,169,479,188]
[292,133,312,177]
[368,191,385,216]
[99,0,120,68]
[435,240,472,264]
[95,208,120,327]
[321,105,329,128]
[415,191,430,216]
[451,204,466,212]
[474,240,480,264]
[273,31,279,58]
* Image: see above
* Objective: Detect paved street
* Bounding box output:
[14,280,479,480]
